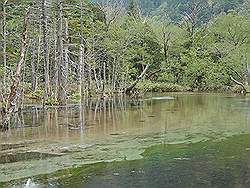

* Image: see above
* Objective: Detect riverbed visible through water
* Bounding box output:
[1,93,250,187]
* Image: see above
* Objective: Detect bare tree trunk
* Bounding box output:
[94,68,100,91]
[98,64,103,93]
[64,18,69,85]
[112,56,116,92]
[79,43,85,101]
[56,0,67,104]
[103,60,106,94]
[1,8,30,131]
[31,40,37,92]
[0,86,5,120]
[53,18,58,101]
[88,65,92,96]
[79,0,85,102]
[42,0,51,99]
[37,21,42,91]
[3,0,8,98]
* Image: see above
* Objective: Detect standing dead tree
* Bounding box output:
[0,8,30,131]
[55,0,67,105]
[41,0,52,100]
[79,0,86,101]
[2,0,8,98]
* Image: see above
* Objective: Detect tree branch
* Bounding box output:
[125,64,150,94]
[230,76,246,94]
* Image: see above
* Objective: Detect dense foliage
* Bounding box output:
[0,0,250,106]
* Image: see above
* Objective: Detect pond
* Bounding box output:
[1,93,250,187]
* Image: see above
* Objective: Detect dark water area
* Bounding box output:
[1,93,250,187]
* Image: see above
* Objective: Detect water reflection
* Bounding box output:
[0,93,250,144]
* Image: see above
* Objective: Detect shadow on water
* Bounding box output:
[0,151,61,164]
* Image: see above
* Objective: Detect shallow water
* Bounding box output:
[1,93,250,187]
[16,134,250,188]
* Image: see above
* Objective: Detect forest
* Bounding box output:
[0,0,250,130]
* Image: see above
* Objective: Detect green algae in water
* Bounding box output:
[8,134,250,188]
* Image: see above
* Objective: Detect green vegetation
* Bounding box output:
[6,133,250,187]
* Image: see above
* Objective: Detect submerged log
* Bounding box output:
[0,8,30,131]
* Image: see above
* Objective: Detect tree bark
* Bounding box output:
[79,0,85,102]
[37,22,42,92]
[31,40,37,92]
[1,8,30,131]
[42,0,51,99]
[3,0,8,97]
[64,18,69,85]
[56,0,67,104]
[112,56,117,92]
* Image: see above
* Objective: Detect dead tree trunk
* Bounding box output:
[79,42,85,101]
[0,8,30,131]
[42,0,51,99]
[56,0,67,104]
[103,60,106,94]
[37,21,42,92]
[3,0,8,97]
[79,0,85,102]
[125,64,150,94]
[0,91,5,120]
[63,18,69,84]
[112,57,117,92]
[31,40,37,92]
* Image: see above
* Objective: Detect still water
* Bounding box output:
[1,93,250,187]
